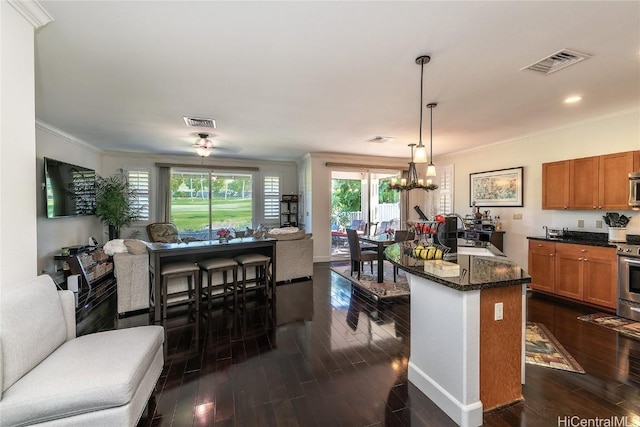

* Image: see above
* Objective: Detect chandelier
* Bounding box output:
[390,55,438,192]
[193,133,214,157]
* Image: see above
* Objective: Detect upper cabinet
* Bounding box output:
[542,160,570,209]
[634,150,640,172]
[543,151,634,210]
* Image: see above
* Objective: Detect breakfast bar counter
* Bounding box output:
[386,243,531,427]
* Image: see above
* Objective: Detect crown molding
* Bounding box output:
[36,119,103,153]
[7,0,53,29]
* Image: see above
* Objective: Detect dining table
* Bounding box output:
[358,234,396,283]
[146,237,277,323]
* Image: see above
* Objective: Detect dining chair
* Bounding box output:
[346,229,377,280]
[392,230,415,282]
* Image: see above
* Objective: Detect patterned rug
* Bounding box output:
[526,322,585,374]
[330,263,410,300]
[577,313,640,341]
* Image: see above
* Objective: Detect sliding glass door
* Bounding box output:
[170,169,253,239]
[330,170,401,259]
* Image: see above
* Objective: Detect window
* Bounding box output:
[438,164,454,214]
[169,169,253,240]
[263,175,280,221]
[127,169,150,221]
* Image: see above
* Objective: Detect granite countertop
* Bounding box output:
[527,230,640,247]
[385,242,531,292]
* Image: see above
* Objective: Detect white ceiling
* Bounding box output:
[34,1,640,162]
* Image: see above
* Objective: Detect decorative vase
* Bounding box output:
[108,225,119,241]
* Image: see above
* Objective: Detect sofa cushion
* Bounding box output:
[0,275,68,393]
[0,325,164,426]
[267,230,306,241]
[104,239,128,256]
[124,239,148,255]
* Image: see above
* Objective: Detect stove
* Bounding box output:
[617,243,640,321]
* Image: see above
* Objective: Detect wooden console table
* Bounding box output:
[146,237,277,323]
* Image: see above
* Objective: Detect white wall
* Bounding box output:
[441,109,640,270]
[1,1,52,284]
[36,122,104,275]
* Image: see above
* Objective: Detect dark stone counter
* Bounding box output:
[527,230,640,247]
[385,242,531,292]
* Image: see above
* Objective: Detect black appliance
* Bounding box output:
[434,216,458,254]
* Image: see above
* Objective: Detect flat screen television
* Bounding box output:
[44,157,96,218]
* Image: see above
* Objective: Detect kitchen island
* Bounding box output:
[386,242,531,427]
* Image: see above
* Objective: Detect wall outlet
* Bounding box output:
[494,302,503,321]
[578,219,584,228]
[596,220,603,229]
[513,213,523,220]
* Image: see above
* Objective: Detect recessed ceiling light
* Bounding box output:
[564,96,582,104]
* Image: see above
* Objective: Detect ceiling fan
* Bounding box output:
[189,133,240,157]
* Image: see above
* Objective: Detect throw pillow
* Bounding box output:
[103,239,128,256]
[124,239,148,255]
[266,230,306,240]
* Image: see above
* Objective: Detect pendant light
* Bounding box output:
[413,56,429,164]
[390,55,438,192]
[426,103,437,177]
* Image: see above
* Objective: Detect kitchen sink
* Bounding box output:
[455,246,504,257]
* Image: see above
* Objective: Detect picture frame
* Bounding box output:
[469,166,523,207]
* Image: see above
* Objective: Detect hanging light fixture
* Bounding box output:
[390,55,438,192]
[426,103,437,177]
[193,133,214,158]
[413,56,430,164]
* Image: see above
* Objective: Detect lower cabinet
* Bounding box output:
[528,240,555,293]
[528,240,617,309]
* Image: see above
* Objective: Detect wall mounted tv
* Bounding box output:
[44,157,96,218]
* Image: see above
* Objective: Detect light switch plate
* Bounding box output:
[578,219,584,228]
[494,302,503,321]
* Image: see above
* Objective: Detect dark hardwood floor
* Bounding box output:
[129,263,640,426]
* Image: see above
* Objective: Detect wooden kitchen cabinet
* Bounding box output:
[528,241,617,309]
[599,151,634,209]
[568,156,599,210]
[634,150,640,172]
[542,150,634,210]
[527,240,555,293]
[542,160,570,209]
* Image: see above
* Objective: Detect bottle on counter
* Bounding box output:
[495,215,502,231]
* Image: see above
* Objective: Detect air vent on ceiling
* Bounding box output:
[366,136,395,143]
[183,116,217,128]
[521,49,591,75]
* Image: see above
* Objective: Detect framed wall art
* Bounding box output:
[469,166,523,207]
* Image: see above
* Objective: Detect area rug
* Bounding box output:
[525,322,585,374]
[330,263,410,300]
[577,313,640,341]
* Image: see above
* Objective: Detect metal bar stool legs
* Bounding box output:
[160,261,200,320]
[233,254,271,304]
[198,258,238,310]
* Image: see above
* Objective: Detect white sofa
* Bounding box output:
[0,275,164,426]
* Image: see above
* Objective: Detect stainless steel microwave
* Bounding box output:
[630,172,640,209]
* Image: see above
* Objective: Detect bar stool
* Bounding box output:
[233,253,271,303]
[198,257,238,309]
[160,261,200,320]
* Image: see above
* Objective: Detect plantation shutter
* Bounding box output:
[128,169,150,221]
[438,165,454,214]
[264,175,280,220]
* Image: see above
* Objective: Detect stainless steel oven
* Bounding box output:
[617,243,640,321]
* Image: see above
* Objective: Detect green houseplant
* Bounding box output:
[94,173,141,240]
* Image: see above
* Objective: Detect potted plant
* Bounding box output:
[94,173,141,240]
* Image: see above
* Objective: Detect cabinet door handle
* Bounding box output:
[538,244,543,247]
[584,258,588,262]
[598,206,602,209]
[578,257,583,261]
[580,249,587,253]
[592,206,597,209]
[550,253,554,257]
